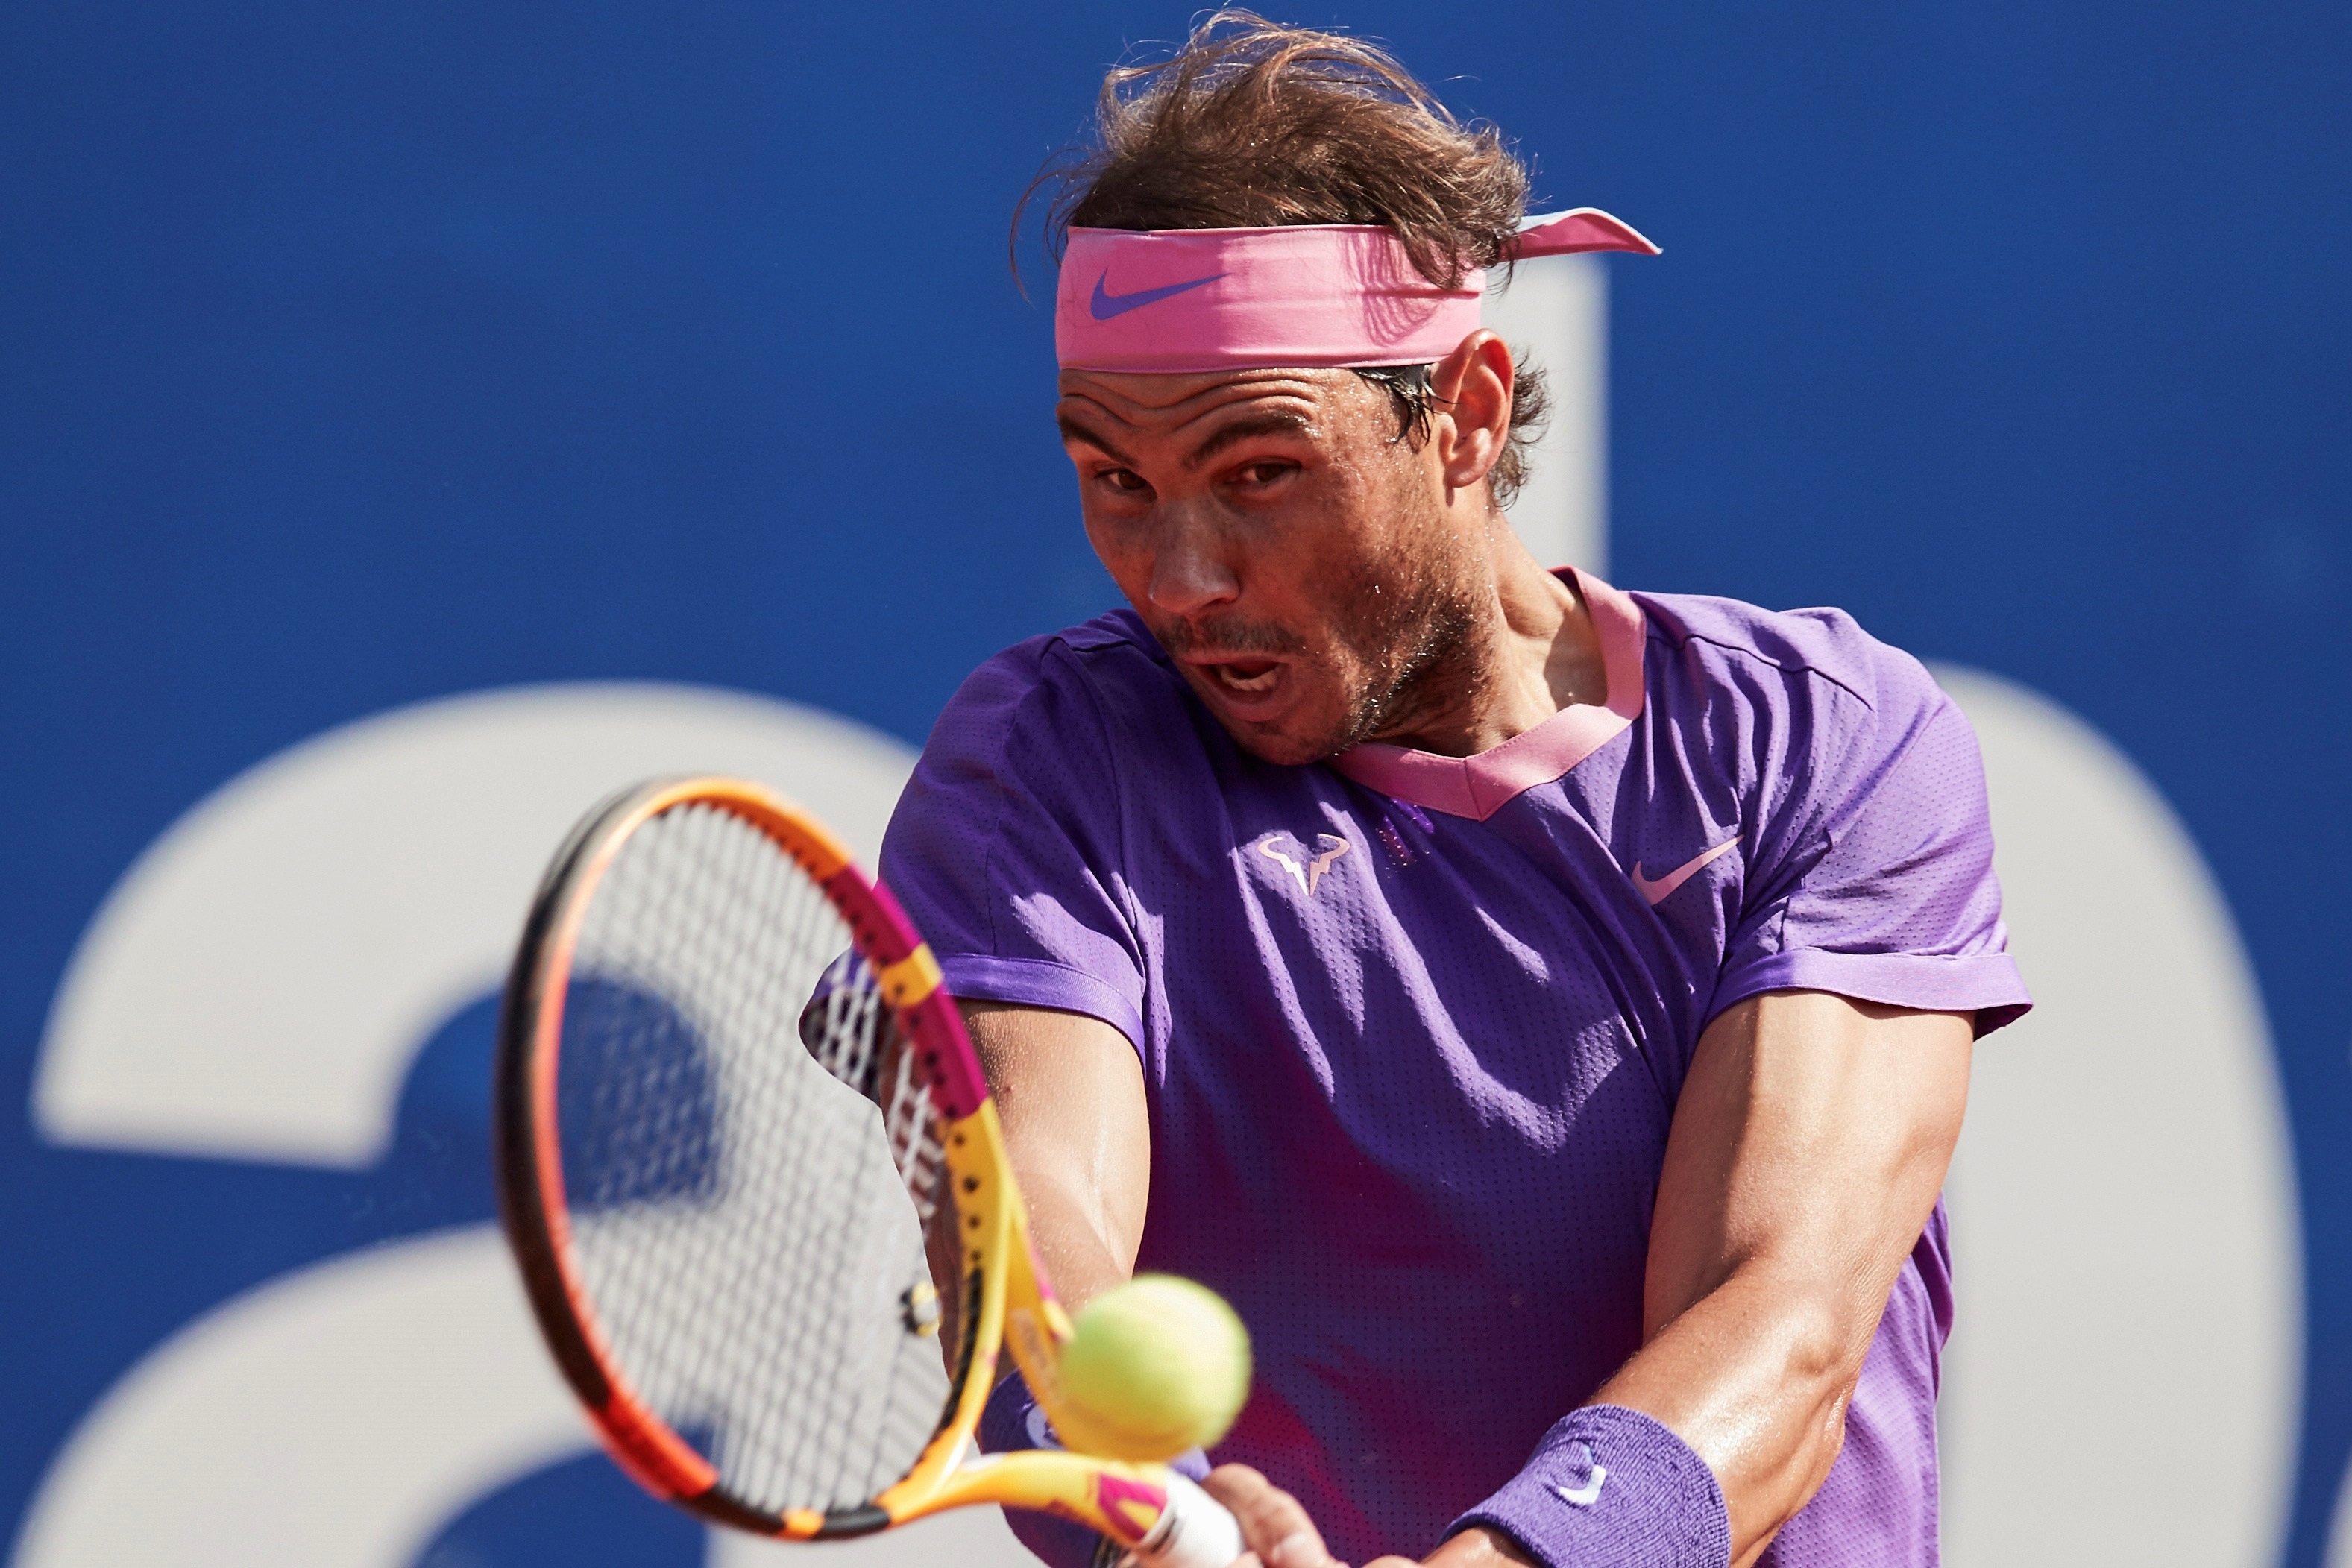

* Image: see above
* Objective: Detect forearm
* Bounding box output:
[1437,1262,1896,1568]
[1590,992,1969,1565]
[1437,995,1969,1568]
[1591,1261,1866,1563]
[959,1003,1159,1568]
[1018,1174,1137,1308]
[962,1001,1151,1309]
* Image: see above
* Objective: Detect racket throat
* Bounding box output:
[1004,1297,1075,1411]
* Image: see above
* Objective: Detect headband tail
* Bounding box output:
[1511,208,1662,258]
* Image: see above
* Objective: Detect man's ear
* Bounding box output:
[1430,330,1515,497]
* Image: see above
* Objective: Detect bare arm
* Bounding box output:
[962,1001,1153,1311]
[1609,992,1970,1563]
[1397,990,1972,1568]
[968,1001,1350,1568]
[975,991,1967,1568]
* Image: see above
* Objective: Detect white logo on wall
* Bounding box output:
[19,682,1030,1568]
[1484,253,1609,576]
[1932,668,2300,1568]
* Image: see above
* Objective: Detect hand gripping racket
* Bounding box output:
[494,776,1242,1566]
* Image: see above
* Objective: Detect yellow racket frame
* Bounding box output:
[799,1095,1186,1546]
[499,776,1210,1555]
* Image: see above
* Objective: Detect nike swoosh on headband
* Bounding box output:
[1056,208,1653,371]
[1631,837,1738,907]
[1090,271,1226,320]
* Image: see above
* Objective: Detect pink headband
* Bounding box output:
[1054,207,1659,374]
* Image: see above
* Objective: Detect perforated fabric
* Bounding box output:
[881,574,2026,1565]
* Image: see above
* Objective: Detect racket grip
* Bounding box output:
[1131,1473,1244,1568]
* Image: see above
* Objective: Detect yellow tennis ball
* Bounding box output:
[1049,1273,1252,1462]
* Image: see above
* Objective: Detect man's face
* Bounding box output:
[1056,365,1487,766]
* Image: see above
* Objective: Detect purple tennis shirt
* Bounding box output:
[881,570,2030,1566]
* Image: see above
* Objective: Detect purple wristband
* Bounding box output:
[978,1373,1213,1568]
[1450,1405,1730,1568]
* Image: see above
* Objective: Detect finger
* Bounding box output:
[1200,1464,1344,1568]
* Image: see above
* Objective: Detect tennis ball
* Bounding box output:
[1049,1273,1252,1462]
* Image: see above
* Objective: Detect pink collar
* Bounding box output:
[1327,569,1647,821]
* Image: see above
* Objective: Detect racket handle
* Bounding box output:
[1131,1473,1245,1568]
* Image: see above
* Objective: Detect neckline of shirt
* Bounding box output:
[1327,567,1648,821]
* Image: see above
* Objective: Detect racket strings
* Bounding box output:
[555,801,960,1517]
[641,805,915,1508]
[880,1039,948,1227]
[707,805,950,1513]
[746,817,921,1502]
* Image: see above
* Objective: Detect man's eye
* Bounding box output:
[1099,467,1150,494]
[1236,461,1295,485]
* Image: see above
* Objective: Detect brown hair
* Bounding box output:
[1026,10,1551,507]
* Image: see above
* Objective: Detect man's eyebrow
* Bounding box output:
[1184,412,1315,470]
[1057,414,1139,468]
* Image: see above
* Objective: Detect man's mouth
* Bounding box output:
[1207,658,1280,694]
[1182,654,1291,711]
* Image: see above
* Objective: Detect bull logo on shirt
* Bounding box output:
[1257,831,1350,897]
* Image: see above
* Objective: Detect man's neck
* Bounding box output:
[1365,535,1608,758]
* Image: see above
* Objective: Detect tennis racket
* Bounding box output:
[494,775,1242,1566]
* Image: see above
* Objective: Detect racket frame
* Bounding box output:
[495,777,1202,1550]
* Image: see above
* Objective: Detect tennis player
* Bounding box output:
[880,16,2030,1567]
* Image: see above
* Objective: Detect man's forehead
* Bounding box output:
[1055,366,1359,441]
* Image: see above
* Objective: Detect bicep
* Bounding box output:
[1647,992,1972,1345]
[962,1001,1152,1309]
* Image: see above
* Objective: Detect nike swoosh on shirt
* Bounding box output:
[1089,271,1224,319]
[1630,837,1738,906]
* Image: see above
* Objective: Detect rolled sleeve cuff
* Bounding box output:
[934,953,1147,1059]
[1711,948,2033,1037]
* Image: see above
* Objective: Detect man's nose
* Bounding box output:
[1146,506,1240,618]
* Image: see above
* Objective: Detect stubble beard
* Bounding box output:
[1324,554,1485,755]
[1319,450,1494,758]
[1153,439,1495,764]
[1153,559,1484,766]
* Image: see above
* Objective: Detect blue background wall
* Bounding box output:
[3,1,2346,1561]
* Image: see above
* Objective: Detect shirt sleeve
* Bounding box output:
[1711,643,2031,1036]
[878,638,1149,1054]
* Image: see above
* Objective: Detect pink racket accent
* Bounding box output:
[859,875,990,1120]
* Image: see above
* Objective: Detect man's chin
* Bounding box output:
[1230,733,1332,768]
[1208,707,1353,769]
[1176,666,1356,766]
